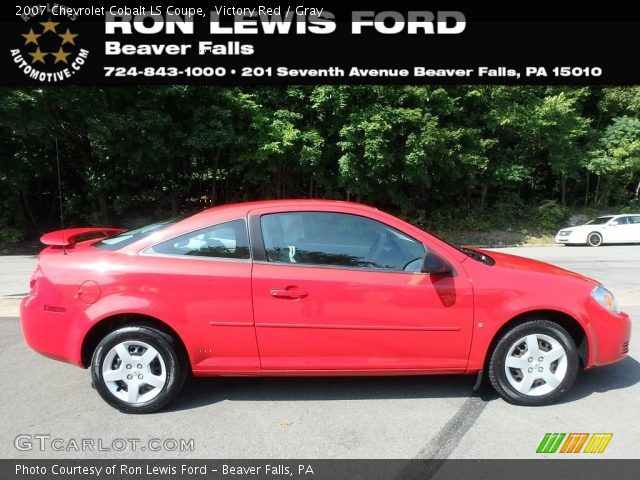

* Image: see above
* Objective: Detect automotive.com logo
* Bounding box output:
[536,433,613,454]
[10,5,89,83]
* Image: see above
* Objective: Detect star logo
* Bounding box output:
[58,28,78,46]
[17,17,80,67]
[51,47,71,64]
[39,17,60,34]
[28,47,48,64]
[11,11,89,83]
[21,28,41,46]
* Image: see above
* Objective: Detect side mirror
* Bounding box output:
[609,220,619,226]
[421,251,454,275]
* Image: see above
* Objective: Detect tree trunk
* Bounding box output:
[598,178,611,207]
[210,148,221,205]
[20,190,38,228]
[479,184,488,209]
[594,175,601,206]
[170,192,178,217]
[584,172,590,207]
[48,193,57,224]
[168,157,179,216]
[97,194,109,224]
[89,198,99,220]
[275,163,282,199]
[635,177,640,198]
[560,172,567,206]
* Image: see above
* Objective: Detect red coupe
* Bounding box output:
[21,200,631,413]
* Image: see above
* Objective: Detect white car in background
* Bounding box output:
[556,214,640,246]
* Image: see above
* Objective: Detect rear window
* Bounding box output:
[94,219,177,251]
[145,219,250,259]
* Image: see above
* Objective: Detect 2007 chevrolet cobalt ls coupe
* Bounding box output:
[21,200,631,413]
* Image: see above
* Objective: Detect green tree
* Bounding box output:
[589,116,640,204]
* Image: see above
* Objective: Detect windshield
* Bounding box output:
[585,216,613,225]
[94,219,178,251]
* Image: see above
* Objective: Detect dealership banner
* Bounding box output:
[6,459,640,480]
[0,2,638,85]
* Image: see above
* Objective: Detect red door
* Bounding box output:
[250,210,474,371]
[130,219,260,372]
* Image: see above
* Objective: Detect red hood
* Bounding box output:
[476,249,599,285]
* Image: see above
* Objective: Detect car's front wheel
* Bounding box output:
[587,232,603,247]
[91,325,187,413]
[488,320,579,406]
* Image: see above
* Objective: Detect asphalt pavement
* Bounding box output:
[0,255,34,298]
[0,246,638,459]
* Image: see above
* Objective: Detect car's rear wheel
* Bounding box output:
[91,326,186,413]
[488,320,579,406]
[587,232,603,247]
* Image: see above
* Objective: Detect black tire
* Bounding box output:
[91,325,187,414]
[488,320,579,406]
[587,232,603,247]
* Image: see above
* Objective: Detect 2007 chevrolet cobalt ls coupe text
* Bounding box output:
[21,200,631,413]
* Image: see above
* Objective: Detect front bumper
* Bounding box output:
[586,301,631,367]
[555,232,582,244]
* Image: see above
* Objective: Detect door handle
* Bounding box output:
[270,289,308,299]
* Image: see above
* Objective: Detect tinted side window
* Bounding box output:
[615,217,630,225]
[147,219,250,259]
[260,212,425,272]
[630,216,640,224]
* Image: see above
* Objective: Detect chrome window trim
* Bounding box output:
[251,259,428,275]
[138,251,252,264]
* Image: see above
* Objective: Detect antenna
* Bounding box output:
[55,137,67,255]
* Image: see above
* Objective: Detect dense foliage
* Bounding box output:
[1,86,639,241]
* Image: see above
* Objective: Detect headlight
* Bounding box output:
[591,286,619,313]
[559,230,572,236]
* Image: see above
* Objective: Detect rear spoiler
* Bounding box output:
[40,227,126,247]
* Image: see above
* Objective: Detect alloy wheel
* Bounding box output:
[588,233,602,247]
